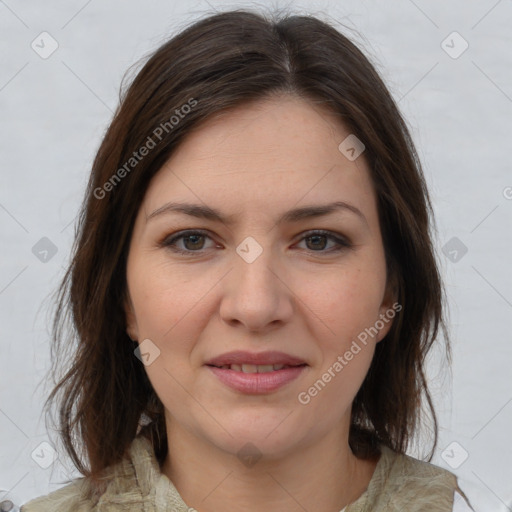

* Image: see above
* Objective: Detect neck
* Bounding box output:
[161,420,378,512]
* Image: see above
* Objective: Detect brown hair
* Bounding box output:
[44,8,449,488]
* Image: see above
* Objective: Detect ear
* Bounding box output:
[124,292,139,341]
[376,271,400,343]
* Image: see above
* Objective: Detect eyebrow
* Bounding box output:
[146,200,368,226]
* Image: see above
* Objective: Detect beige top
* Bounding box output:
[21,434,473,511]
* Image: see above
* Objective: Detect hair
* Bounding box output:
[44,7,449,490]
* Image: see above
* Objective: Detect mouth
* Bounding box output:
[205,350,307,368]
[204,351,308,394]
[207,363,307,373]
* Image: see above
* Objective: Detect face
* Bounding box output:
[125,95,395,460]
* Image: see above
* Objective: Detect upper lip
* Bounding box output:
[205,351,307,367]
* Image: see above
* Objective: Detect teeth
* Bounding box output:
[218,363,292,373]
[256,365,274,373]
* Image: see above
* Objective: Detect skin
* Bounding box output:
[125,94,395,512]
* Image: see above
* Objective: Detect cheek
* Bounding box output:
[305,262,386,342]
[128,260,217,340]
[301,349,373,428]
[298,313,376,421]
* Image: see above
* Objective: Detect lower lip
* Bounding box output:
[206,365,307,394]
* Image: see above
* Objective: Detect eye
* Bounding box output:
[161,230,217,255]
[295,230,351,253]
[160,229,351,256]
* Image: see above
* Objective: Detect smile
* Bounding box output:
[204,350,308,393]
[206,364,307,394]
[209,363,304,373]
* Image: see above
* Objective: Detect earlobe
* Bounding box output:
[375,309,393,343]
[376,280,399,343]
[124,293,139,342]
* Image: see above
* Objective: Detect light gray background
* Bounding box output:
[1,1,511,510]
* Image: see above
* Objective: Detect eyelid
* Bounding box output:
[159,229,218,253]
[160,228,352,255]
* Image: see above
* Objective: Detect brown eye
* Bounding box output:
[305,234,329,251]
[161,229,351,256]
[181,233,206,250]
[162,230,216,254]
[297,230,351,253]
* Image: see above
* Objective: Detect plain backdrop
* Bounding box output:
[1,1,511,510]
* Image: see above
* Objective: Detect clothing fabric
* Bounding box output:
[21,434,474,511]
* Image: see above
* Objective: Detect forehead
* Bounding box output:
[141,95,377,224]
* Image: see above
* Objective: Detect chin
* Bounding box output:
[215,431,300,463]
[201,411,306,459]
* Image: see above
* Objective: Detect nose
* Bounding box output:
[219,242,294,333]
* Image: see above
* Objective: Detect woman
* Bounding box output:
[21,8,474,512]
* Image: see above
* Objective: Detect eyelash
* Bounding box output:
[160,229,351,256]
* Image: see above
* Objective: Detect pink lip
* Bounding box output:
[204,351,308,394]
[205,350,307,367]
[207,365,307,394]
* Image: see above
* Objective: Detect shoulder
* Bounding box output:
[350,445,466,511]
[21,435,156,512]
[20,478,94,512]
[379,444,459,488]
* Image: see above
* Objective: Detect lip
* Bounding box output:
[204,351,308,394]
[205,350,307,367]
[207,365,307,394]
